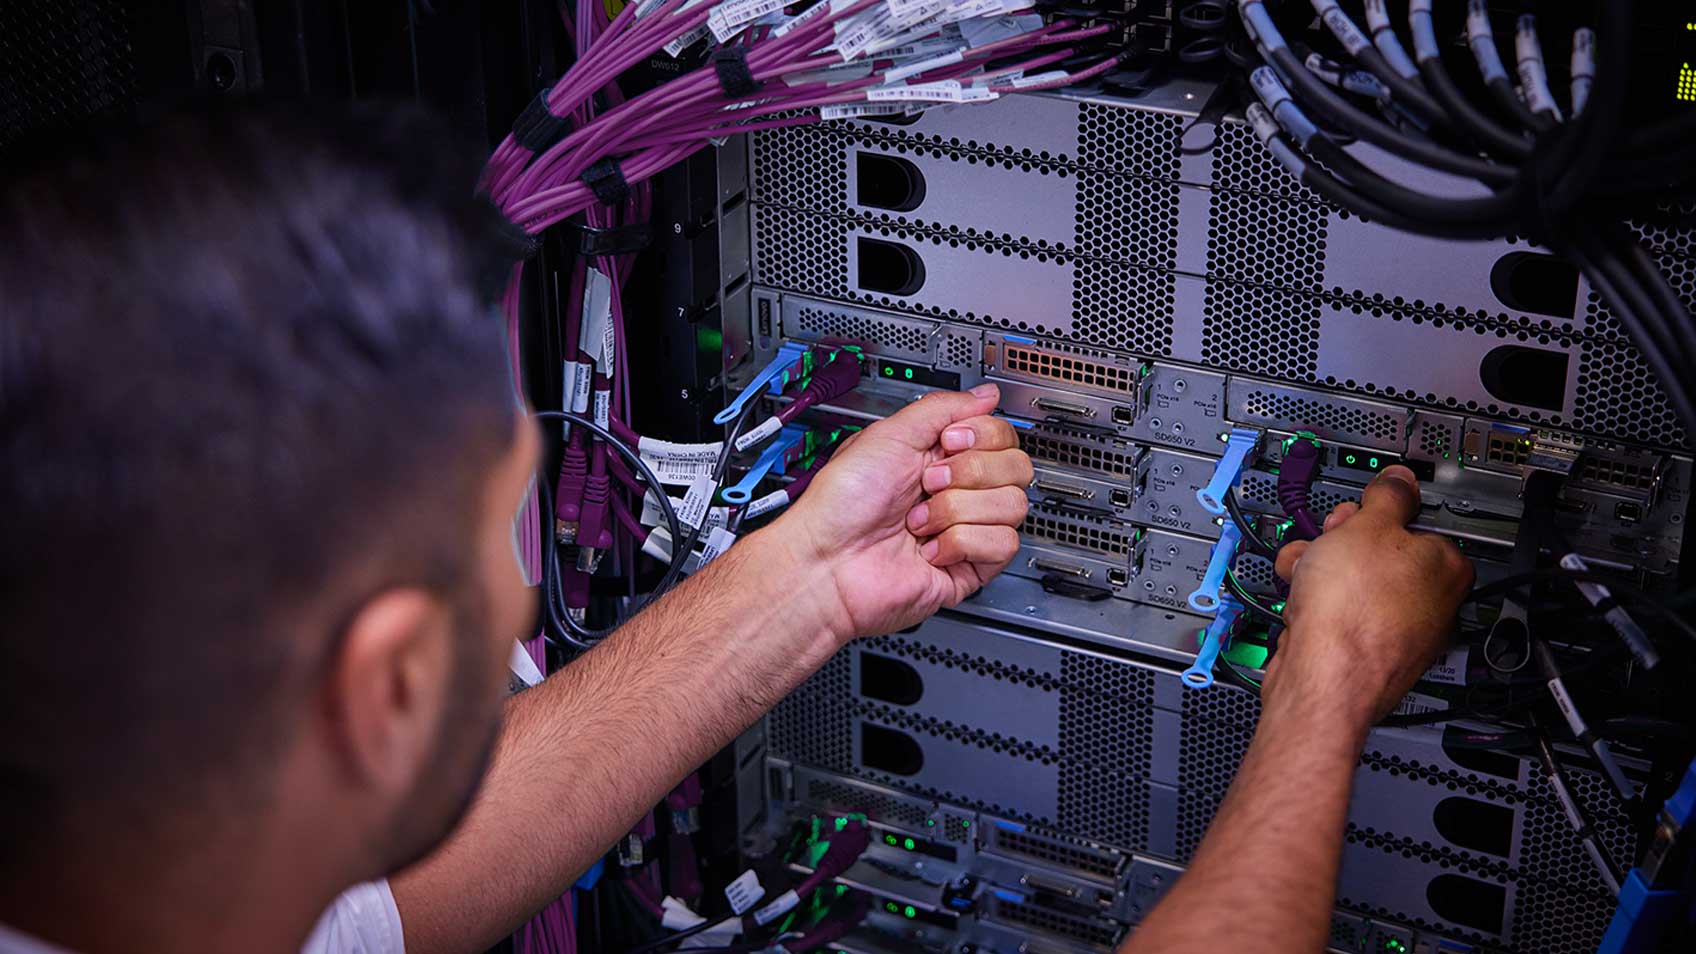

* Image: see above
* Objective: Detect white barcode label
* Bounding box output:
[1006,70,1068,89]
[698,526,738,565]
[678,476,715,530]
[641,492,727,531]
[725,869,764,915]
[868,80,965,103]
[1390,691,1449,718]
[820,102,908,120]
[1422,647,1469,686]
[593,389,610,430]
[708,0,786,42]
[743,487,791,518]
[580,268,613,374]
[638,437,723,486]
[643,526,674,562]
[883,50,964,83]
[664,23,711,58]
[771,0,833,38]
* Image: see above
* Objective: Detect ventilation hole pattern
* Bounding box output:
[1075,101,1183,179]
[1,0,137,152]
[941,331,978,368]
[1417,419,1457,458]
[865,704,1055,763]
[752,204,847,297]
[803,777,930,830]
[1206,191,1327,291]
[991,827,1125,880]
[1233,553,1275,589]
[989,898,1122,948]
[1518,764,1640,895]
[1022,507,1136,557]
[1628,204,1696,260]
[1175,682,1262,860]
[1211,120,1315,200]
[769,651,853,772]
[1201,281,1321,379]
[861,635,1061,691]
[1510,878,1617,954]
[751,124,847,213]
[1073,171,1180,266]
[1022,426,1140,477]
[1242,389,1402,441]
[1338,827,1506,949]
[1573,303,1687,448]
[843,123,1077,174]
[1057,654,1155,851]
[1071,258,1177,357]
[943,814,972,844]
[1004,344,1137,393]
[794,305,931,356]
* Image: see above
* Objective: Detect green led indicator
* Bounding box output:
[885,834,898,846]
[886,902,899,914]
[903,837,917,850]
[903,906,917,919]
[961,820,970,828]
[926,819,936,826]
[835,817,849,831]
[904,367,915,380]
[1383,941,1407,954]
[1344,453,1357,465]
[1368,456,1379,469]
[884,365,895,377]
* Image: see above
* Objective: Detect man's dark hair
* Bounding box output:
[0,103,519,863]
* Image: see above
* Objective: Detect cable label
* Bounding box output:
[593,388,611,430]
[1547,677,1588,739]
[664,23,711,58]
[643,525,674,562]
[734,415,784,452]
[638,438,724,486]
[743,487,791,519]
[1318,8,1370,58]
[751,888,800,925]
[785,60,875,87]
[697,526,737,566]
[580,267,614,375]
[1389,691,1449,718]
[882,50,964,83]
[660,897,708,930]
[820,102,908,120]
[570,360,593,414]
[679,476,715,530]
[1362,0,1391,34]
[1421,647,1469,686]
[641,490,729,530]
[724,869,764,915]
[1005,70,1069,90]
[868,80,993,103]
[709,0,786,43]
[1249,66,1292,110]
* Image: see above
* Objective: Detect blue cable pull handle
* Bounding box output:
[722,424,807,504]
[715,342,809,425]
[1188,520,1242,612]
[1196,427,1262,514]
[1182,595,1243,689]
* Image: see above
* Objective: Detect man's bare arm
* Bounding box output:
[391,386,1031,954]
[1122,467,1473,954]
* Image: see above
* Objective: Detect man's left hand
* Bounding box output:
[769,383,1031,642]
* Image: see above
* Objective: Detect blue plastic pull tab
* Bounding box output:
[722,424,807,504]
[1188,519,1242,612]
[1195,427,1263,514]
[1183,595,1244,689]
[715,342,810,425]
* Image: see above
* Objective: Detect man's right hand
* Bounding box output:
[1268,466,1475,727]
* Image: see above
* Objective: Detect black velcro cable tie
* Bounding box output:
[580,157,632,207]
[513,86,575,153]
[711,46,762,98]
[567,221,653,257]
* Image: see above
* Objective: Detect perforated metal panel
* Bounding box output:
[768,651,852,772]
[1,0,137,152]
[1058,653,1154,850]
[1174,680,1260,860]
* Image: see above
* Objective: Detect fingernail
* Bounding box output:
[924,464,951,491]
[969,382,999,399]
[920,539,940,561]
[942,426,976,451]
[906,502,930,530]
[1379,465,1417,485]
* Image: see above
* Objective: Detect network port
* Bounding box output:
[1107,568,1130,588]
[1112,405,1135,426]
[1109,488,1133,509]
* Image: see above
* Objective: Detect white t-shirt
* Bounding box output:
[0,879,404,954]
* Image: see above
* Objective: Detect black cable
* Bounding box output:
[1223,487,1277,559]
[1225,570,1285,624]
[1414,56,1530,159]
[1301,133,1516,226]
[624,917,725,954]
[1529,710,1624,895]
[1569,233,1696,438]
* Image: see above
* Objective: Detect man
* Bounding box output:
[0,105,1471,954]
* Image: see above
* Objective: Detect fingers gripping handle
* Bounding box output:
[1196,428,1263,514]
[715,342,810,425]
[722,424,807,504]
[1183,595,1244,689]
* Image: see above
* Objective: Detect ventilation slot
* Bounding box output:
[857,237,926,296]
[791,305,933,360]
[1240,390,1401,443]
[802,777,931,830]
[1022,425,1139,477]
[990,898,1121,949]
[989,827,1125,880]
[855,152,926,212]
[1480,344,1569,412]
[1491,251,1579,319]
[1022,509,1135,557]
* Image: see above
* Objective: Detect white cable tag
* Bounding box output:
[1363,0,1391,33]
[868,80,965,103]
[709,0,787,43]
[1005,70,1068,89]
[643,526,674,562]
[1421,647,1469,687]
[1389,691,1449,718]
[1548,677,1588,738]
[725,869,765,914]
[771,0,837,38]
[785,60,876,87]
[570,360,593,414]
[664,23,711,58]
[1320,8,1370,57]
[879,37,960,60]
[508,639,545,689]
[660,897,708,931]
[743,487,792,519]
[580,268,614,375]
[751,888,801,926]
[593,389,611,430]
[734,415,784,452]
[883,50,964,83]
[1249,66,1292,110]
[637,437,724,486]
[639,492,726,530]
[678,476,715,530]
[834,6,896,61]
[683,526,739,574]
[972,69,1017,87]
[678,919,739,950]
[820,102,908,120]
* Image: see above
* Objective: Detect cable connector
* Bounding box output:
[1276,431,1323,540]
[1183,594,1244,689]
[715,341,811,426]
[1558,552,1657,669]
[735,347,863,452]
[722,423,809,504]
[553,435,589,544]
[1189,518,1242,612]
[1196,427,1262,514]
[576,447,613,572]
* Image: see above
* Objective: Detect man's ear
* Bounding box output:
[325,588,455,797]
